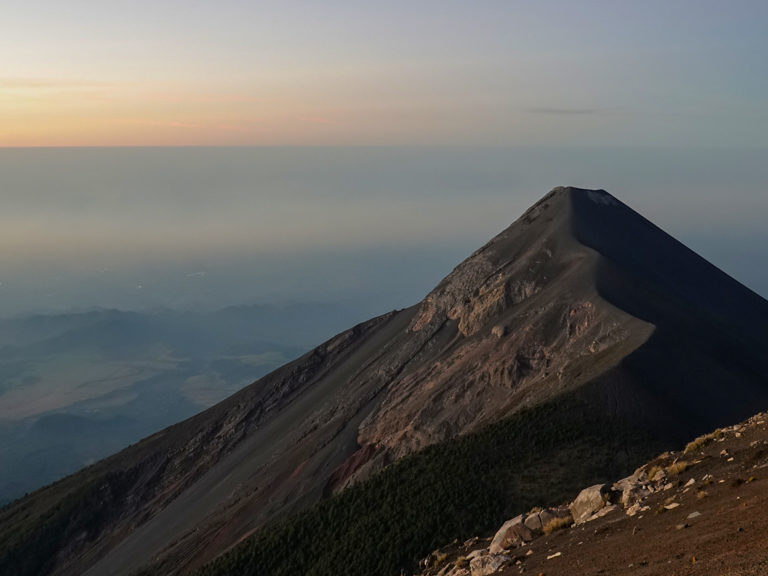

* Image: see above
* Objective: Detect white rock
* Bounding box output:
[489,515,533,554]
[613,472,651,508]
[569,484,609,525]
[523,513,543,533]
[491,325,507,338]
[538,507,572,527]
[469,553,511,576]
[596,504,617,518]
[467,549,486,560]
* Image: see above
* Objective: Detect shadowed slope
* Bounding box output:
[569,188,768,439]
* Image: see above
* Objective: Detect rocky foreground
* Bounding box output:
[417,412,768,576]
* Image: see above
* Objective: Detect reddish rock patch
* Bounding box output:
[324,444,378,495]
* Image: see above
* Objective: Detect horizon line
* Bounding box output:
[1,143,766,151]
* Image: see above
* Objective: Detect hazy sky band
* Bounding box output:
[2,1,767,147]
[1,146,766,317]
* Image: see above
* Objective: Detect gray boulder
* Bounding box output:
[569,483,610,524]
[538,506,572,529]
[524,507,572,533]
[489,514,533,553]
[469,553,512,576]
[613,471,651,508]
[523,513,543,532]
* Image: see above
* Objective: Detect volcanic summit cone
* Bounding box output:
[3,187,767,576]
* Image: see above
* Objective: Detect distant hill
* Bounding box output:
[0,302,364,504]
[2,187,767,576]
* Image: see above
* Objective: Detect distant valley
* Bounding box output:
[0,303,366,504]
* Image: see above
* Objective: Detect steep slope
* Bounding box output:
[2,187,767,576]
[192,386,661,576]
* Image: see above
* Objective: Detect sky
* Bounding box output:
[1,146,767,317]
[2,1,767,147]
[1,1,767,317]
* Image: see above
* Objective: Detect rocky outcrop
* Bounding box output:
[569,483,611,524]
[488,506,572,554]
[489,515,533,554]
[469,552,511,576]
[613,468,651,507]
[528,507,572,531]
[415,412,768,576]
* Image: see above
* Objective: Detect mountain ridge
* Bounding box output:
[2,186,767,576]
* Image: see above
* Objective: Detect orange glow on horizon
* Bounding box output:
[0,80,353,147]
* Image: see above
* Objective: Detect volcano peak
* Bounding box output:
[5,187,768,576]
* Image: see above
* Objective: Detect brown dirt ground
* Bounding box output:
[431,413,768,576]
[505,415,768,576]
